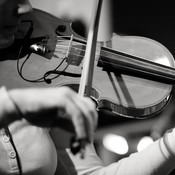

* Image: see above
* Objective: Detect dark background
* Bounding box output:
[112,0,175,57]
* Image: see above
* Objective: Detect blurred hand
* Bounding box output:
[8,86,98,142]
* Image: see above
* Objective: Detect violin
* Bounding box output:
[0,8,174,119]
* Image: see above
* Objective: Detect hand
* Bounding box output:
[8,86,98,141]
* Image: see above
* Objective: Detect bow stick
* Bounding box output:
[78,0,103,96]
[71,0,103,158]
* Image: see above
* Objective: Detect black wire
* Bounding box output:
[17,21,69,84]
[16,20,46,83]
[17,47,68,83]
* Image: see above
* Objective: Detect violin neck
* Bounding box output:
[99,47,175,84]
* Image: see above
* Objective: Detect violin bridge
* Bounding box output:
[66,34,84,66]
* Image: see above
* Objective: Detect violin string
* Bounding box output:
[47,36,101,58]
[44,35,104,59]
[44,36,100,60]
[53,46,99,61]
[52,37,168,68]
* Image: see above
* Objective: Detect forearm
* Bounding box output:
[68,137,175,175]
[93,139,175,175]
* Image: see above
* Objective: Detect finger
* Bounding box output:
[71,108,87,139]
[58,97,88,140]
[72,96,98,141]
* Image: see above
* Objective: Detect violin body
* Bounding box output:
[0,9,174,118]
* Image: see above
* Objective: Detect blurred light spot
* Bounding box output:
[137,136,153,152]
[103,133,128,155]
